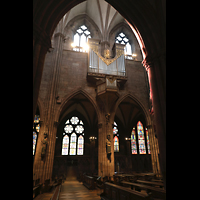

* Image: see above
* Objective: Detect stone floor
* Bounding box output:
[59,180,102,200]
[34,180,103,200]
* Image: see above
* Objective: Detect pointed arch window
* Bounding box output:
[77,135,84,155]
[70,133,77,155]
[62,116,84,155]
[33,132,37,155]
[113,121,119,152]
[114,136,119,152]
[131,122,151,155]
[137,121,146,154]
[145,128,151,154]
[131,127,137,154]
[62,135,69,155]
[115,32,132,59]
[72,25,91,52]
[33,115,40,155]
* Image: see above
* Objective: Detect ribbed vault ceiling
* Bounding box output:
[61,0,126,40]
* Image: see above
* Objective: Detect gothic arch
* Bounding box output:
[64,14,103,41]
[54,88,101,124]
[113,93,151,127]
[33,0,165,59]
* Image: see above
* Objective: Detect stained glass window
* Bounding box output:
[70,133,77,155]
[33,132,37,155]
[64,124,73,133]
[113,122,119,152]
[33,115,40,155]
[113,122,118,135]
[113,126,118,134]
[75,125,84,133]
[73,25,91,52]
[62,135,69,155]
[137,121,146,154]
[115,32,132,59]
[77,135,84,155]
[131,127,137,154]
[70,116,79,124]
[62,116,84,155]
[114,136,119,152]
[146,128,151,154]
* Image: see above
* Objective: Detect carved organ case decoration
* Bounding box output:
[88,39,126,76]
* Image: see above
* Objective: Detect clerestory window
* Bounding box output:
[72,25,91,52]
[115,32,132,60]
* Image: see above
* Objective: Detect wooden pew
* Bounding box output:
[136,180,164,188]
[33,178,40,187]
[50,184,62,200]
[100,182,152,200]
[33,183,42,199]
[83,175,95,190]
[121,181,166,200]
[43,178,62,193]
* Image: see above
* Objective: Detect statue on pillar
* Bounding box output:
[106,134,111,162]
[105,113,110,125]
[41,133,48,160]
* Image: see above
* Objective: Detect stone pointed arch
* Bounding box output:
[64,13,103,41]
[54,88,101,123]
[113,93,151,126]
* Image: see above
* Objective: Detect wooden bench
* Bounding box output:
[50,184,62,200]
[121,181,166,199]
[83,175,95,190]
[33,178,40,187]
[100,182,152,200]
[43,178,62,193]
[33,183,42,199]
[136,180,164,188]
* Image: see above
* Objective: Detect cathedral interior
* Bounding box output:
[33,0,166,199]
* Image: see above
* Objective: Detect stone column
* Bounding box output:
[97,92,117,181]
[33,24,51,122]
[143,52,166,189]
[33,27,65,183]
[147,124,161,175]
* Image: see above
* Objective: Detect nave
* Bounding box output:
[34,170,165,200]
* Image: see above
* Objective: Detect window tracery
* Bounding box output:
[72,25,91,52]
[62,116,84,155]
[115,32,132,59]
[131,122,151,155]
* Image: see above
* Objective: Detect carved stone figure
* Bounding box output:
[41,133,48,157]
[106,135,111,162]
[105,113,110,124]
